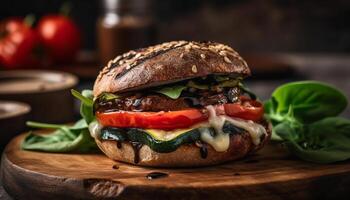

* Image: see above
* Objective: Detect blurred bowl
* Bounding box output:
[0,70,78,123]
[243,53,296,79]
[0,101,30,151]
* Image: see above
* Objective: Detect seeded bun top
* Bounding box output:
[93,41,250,97]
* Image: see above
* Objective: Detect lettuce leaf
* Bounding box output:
[155,85,187,99]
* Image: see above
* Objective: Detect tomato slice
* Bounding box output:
[223,98,264,121]
[97,97,264,130]
[96,109,208,130]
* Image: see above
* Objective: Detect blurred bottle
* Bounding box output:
[97,0,156,65]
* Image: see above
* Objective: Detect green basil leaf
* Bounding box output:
[155,85,186,99]
[275,117,350,163]
[269,81,347,123]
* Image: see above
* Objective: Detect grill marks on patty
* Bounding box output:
[125,95,191,111]
[95,88,240,113]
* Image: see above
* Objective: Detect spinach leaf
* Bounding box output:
[71,89,93,107]
[22,120,98,153]
[26,118,88,130]
[154,77,242,99]
[265,80,350,163]
[187,81,208,90]
[21,90,98,153]
[267,81,347,123]
[98,92,119,101]
[155,85,186,99]
[26,121,66,129]
[72,89,95,124]
[275,117,350,163]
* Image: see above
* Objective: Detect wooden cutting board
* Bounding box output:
[2,132,350,200]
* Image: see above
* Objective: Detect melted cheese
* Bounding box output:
[199,106,230,152]
[89,120,103,139]
[224,116,266,145]
[199,106,267,152]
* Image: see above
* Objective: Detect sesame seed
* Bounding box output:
[180,53,184,58]
[134,53,141,59]
[185,45,191,52]
[175,41,187,47]
[119,60,124,65]
[200,54,206,59]
[126,64,131,69]
[224,56,232,63]
[192,65,198,73]
[192,44,200,49]
[209,48,217,53]
[107,60,113,68]
[113,56,122,63]
[219,51,227,56]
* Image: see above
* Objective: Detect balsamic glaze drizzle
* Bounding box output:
[200,145,208,159]
[116,141,122,149]
[146,172,169,180]
[130,142,143,163]
[196,140,208,159]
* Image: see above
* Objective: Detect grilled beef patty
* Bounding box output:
[95,87,240,112]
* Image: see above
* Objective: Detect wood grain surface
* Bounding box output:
[2,132,350,200]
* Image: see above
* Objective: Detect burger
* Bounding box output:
[90,41,271,167]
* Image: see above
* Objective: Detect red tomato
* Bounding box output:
[97,109,208,130]
[0,18,41,68]
[97,97,263,130]
[37,15,80,63]
[223,98,264,121]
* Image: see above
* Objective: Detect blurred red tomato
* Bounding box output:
[0,18,42,68]
[37,15,81,63]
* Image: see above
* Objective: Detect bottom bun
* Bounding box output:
[95,123,271,167]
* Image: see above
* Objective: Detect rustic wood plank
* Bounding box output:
[1,132,350,200]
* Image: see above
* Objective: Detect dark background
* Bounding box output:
[1,0,350,53]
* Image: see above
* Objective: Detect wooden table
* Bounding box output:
[0,164,12,200]
[2,133,350,200]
